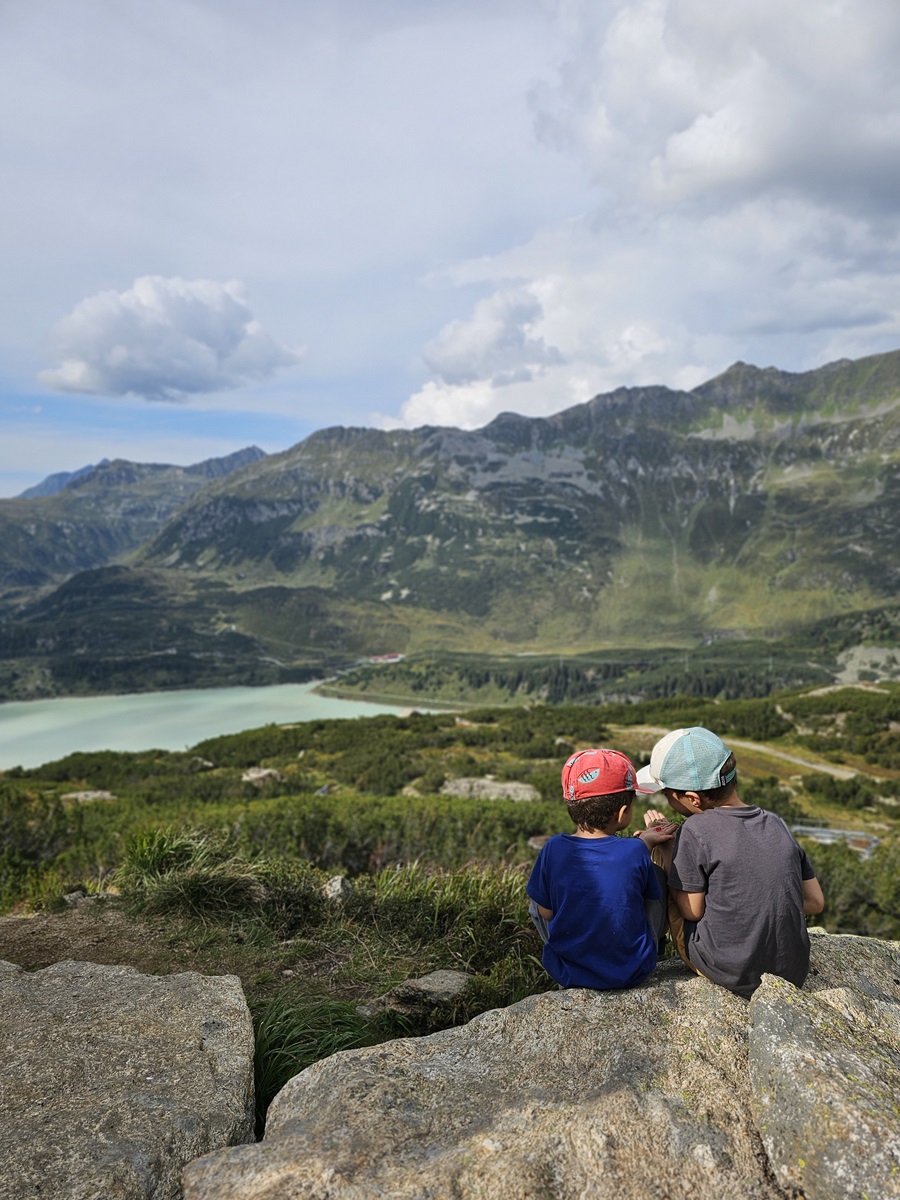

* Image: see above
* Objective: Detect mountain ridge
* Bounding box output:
[0,446,267,595]
[1,351,899,699]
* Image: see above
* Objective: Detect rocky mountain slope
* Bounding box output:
[1,351,899,697]
[135,351,900,647]
[0,446,266,596]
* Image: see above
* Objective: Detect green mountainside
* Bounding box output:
[2,352,900,700]
[0,447,266,596]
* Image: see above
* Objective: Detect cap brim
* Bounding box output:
[635,764,663,794]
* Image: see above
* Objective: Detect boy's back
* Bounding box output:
[526,746,667,991]
[669,805,816,998]
[528,832,659,990]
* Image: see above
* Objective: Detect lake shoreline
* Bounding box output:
[0,682,439,772]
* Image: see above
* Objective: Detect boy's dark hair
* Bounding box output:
[565,789,634,832]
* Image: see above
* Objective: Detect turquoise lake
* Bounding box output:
[0,683,419,770]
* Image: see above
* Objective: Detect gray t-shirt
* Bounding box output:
[668,806,816,999]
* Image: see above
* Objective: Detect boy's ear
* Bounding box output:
[679,791,705,813]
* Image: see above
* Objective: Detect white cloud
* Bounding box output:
[39,276,303,401]
[421,287,563,387]
[532,0,900,213]
[5,0,900,467]
[394,0,900,430]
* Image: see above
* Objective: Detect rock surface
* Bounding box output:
[0,959,255,1200]
[750,966,900,1198]
[323,875,354,903]
[440,777,541,802]
[184,931,900,1200]
[356,969,471,1021]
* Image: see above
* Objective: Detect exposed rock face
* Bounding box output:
[750,968,900,1198]
[440,777,541,802]
[240,767,284,786]
[323,875,354,903]
[0,959,255,1200]
[184,931,900,1200]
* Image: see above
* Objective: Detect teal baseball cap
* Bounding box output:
[637,727,736,793]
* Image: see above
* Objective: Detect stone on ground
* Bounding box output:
[355,968,470,1020]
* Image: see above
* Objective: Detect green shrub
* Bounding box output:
[795,839,900,941]
[742,777,805,820]
[0,784,85,909]
[800,774,876,810]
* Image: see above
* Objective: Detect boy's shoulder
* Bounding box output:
[686,806,794,844]
[541,833,648,855]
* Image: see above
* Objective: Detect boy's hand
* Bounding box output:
[644,809,668,827]
[634,820,678,846]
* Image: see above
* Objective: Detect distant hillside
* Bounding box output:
[137,349,900,641]
[1,351,899,700]
[0,446,266,596]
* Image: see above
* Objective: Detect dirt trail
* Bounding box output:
[610,725,858,780]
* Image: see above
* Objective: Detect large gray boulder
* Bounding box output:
[0,959,255,1200]
[184,932,900,1200]
[440,777,541,802]
[750,947,900,1198]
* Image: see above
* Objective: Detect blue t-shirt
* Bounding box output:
[526,833,660,990]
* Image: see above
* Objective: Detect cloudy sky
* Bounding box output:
[3,0,900,495]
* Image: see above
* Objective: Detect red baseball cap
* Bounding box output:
[561,748,636,802]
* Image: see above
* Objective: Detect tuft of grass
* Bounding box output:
[116,829,332,933]
[115,827,214,894]
[253,859,328,937]
[252,992,374,1135]
[137,862,269,922]
[116,829,268,923]
[344,861,533,971]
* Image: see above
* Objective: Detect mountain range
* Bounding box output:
[1,351,899,701]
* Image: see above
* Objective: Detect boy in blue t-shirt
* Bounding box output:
[526,748,674,990]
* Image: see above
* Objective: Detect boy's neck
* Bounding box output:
[573,827,615,839]
[708,792,748,810]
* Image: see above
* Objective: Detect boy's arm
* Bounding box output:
[672,889,705,921]
[802,877,825,915]
[526,845,554,920]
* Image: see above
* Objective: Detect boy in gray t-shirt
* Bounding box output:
[638,726,825,999]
